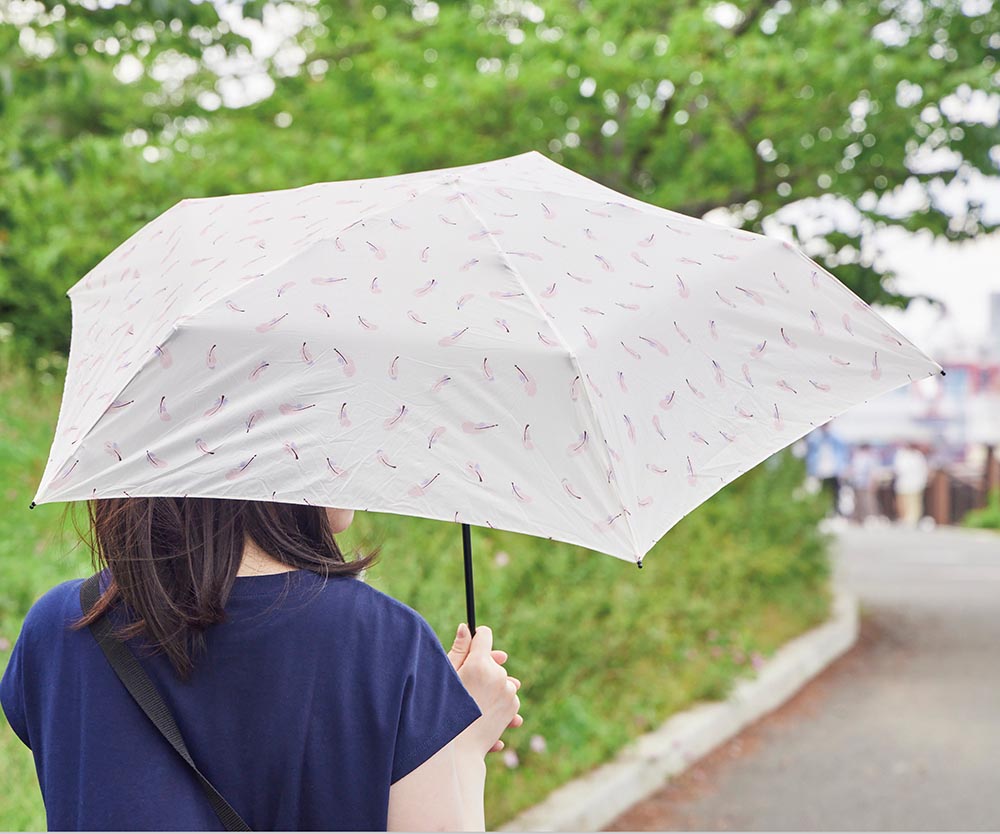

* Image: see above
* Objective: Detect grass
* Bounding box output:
[0,351,833,830]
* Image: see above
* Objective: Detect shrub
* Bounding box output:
[962,489,1000,531]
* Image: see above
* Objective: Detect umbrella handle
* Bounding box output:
[462,523,476,636]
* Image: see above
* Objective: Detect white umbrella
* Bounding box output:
[31,150,942,623]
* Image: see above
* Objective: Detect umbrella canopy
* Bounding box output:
[33,150,942,565]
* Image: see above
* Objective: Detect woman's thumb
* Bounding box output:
[447,622,472,670]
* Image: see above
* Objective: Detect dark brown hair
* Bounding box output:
[69,497,379,681]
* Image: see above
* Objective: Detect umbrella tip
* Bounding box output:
[939,369,946,377]
[636,559,643,570]
[29,501,36,510]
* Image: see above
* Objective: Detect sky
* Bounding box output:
[875,229,1000,362]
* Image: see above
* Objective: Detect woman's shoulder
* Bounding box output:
[20,577,86,633]
[307,574,441,647]
[24,579,84,623]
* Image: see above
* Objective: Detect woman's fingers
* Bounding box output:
[508,713,524,729]
[507,676,521,691]
[491,649,508,664]
[447,623,473,670]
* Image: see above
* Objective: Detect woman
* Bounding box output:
[0,497,522,831]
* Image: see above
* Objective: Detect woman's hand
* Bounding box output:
[448,623,523,755]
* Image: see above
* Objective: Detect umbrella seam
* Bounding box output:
[451,189,644,563]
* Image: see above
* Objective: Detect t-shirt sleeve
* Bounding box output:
[0,627,31,748]
[390,617,483,785]
[1,578,82,750]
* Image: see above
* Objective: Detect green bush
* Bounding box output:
[0,359,832,830]
[962,489,1000,531]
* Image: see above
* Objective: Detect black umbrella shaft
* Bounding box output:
[462,523,476,636]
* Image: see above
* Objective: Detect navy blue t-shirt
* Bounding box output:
[0,569,482,831]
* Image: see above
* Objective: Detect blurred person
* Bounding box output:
[893,442,929,526]
[806,423,849,517]
[848,443,879,525]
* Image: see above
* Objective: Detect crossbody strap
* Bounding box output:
[80,574,251,832]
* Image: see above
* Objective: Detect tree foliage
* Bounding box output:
[1,0,997,356]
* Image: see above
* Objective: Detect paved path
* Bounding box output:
[607,524,1000,831]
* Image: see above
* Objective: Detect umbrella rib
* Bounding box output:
[451,189,644,564]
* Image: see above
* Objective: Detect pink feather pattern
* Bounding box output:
[204,395,226,417]
[225,455,256,480]
[408,473,441,498]
[712,360,726,387]
[638,336,669,355]
[146,450,168,469]
[384,404,408,429]
[462,421,499,433]
[567,431,588,455]
[686,379,706,399]
[562,479,583,499]
[327,458,348,477]
[255,313,287,333]
[515,364,537,396]
[334,348,356,376]
[511,482,532,503]
[438,327,469,347]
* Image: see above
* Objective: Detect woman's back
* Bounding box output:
[1,569,481,831]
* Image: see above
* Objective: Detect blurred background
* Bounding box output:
[0,0,997,830]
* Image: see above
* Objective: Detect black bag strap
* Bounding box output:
[80,574,251,832]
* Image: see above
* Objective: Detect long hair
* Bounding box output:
[69,497,379,681]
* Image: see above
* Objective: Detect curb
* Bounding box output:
[498,587,859,832]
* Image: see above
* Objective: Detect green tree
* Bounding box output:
[0,0,263,353]
[2,0,998,357]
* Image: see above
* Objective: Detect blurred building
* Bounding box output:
[991,292,1000,356]
[808,291,1000,523]
[831,290,1000,458]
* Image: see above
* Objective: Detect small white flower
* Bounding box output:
[529,734,547,753]
[502,749,520,769]
[494,550,510,568]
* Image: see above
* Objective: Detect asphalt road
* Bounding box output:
[607,523,1000,831]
